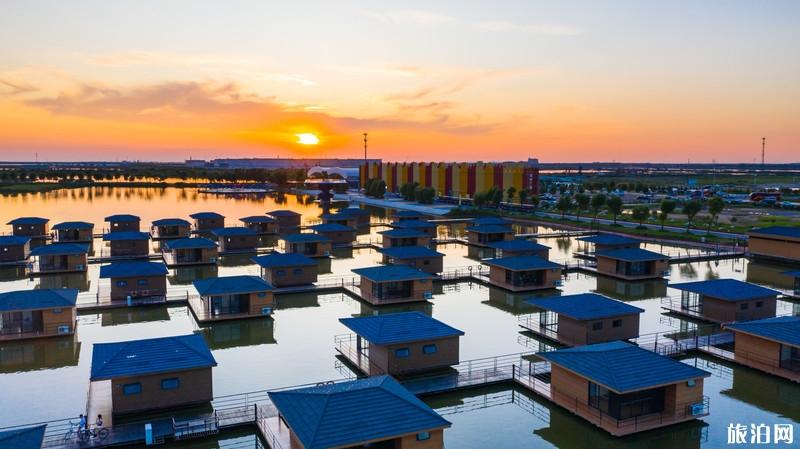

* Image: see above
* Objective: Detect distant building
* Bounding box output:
[188,157,379,170]
[748,226,800,263]
[190,212,225,233]
[104,214,140,233]
[52,221,94,243]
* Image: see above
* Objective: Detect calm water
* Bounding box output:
[0,187,798,448]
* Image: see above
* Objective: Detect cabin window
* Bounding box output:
[423,344,438,355]
[740,303,749,310]
[395,348,410,358]
[137,279,148,286]
[123,383,142,395]
[161,378,180,390]
[116,280,128,287]
[779,345,800,372]
[52,308,62,314]
[755,301,763,308]
[612,319,622,328]
[592,321,603,331]
[257,292,267,298]
[416,431,431,441]
[293,268,303,276]
[423,260,430,265]
[276,270,286,277]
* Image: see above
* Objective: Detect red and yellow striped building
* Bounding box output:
[360,159,539,197]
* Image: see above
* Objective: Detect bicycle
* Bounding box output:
[80,426,110,442]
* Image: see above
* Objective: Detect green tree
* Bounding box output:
[574,193,590,220]
[518,189,529,205]
[706,196,725,233]
[473,191,487,208]
[529,195,540,210]
[683,200,703,231]
[606,196,623,224]
[658,199,677,231]
[506,187,517,203]
[631,205,650,228]
[556,195,573,219]
[590,193,606,221]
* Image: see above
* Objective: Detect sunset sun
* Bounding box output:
[295,133,320,145]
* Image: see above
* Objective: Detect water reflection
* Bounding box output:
[0,335,81,373]
[746,260,797,294]
[0,266,26,282]
[37,272,90,291]
[169,265,220,285]
[199,318,277,350]
[484,286,543,315]
[100,306,172,326]
[594,277,667,301]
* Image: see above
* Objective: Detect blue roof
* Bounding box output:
[484,255,562,271]
[309,223,355,232]
[268,375,450,449]
[104,214,139,222]
[212,227,256,237]
[0,235,30,245]
[393,210,426,217]
[468,217,511,226]
[340,312,463,345]
[29,243,88,256]
[194,275,272,296]
[90,333,217,380]
[339,207,369,216]
[152,218,190,226]
[578,234,641,245]
[526,293,644,320]
[488,239,550,252]
[352,265,435,282]
[749,226,800,238]
[378,228,427,238]
[539,341,710,393]
[726,316,800,347]
[467,224,514,234]
[52,221,94,230]
[102,231,150,241]
[99,261,168,278]
[239,215,275,223]
[0,288,78,311]
[190,212,224,219]
[393,219,436,229]
[784,270,800,278]
[252,252,317,268]
[670,279,780,301]
[267,209,300,217]
[163,237,217,250]
[0,424,47,449]
[379,246,444,259]
[282,233,331,243]
[7,217,49,225]
[596,248,668,262]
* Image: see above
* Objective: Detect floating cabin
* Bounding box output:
[99,261,168,302]
[466,225,515,246]
[577,234,641,255]
[391,219,438,237]
[339,311,464,376]
[339,207,372,227]
[379,228,432,249]
[28,243,88,274]
[488,239,550,259]
[379,246,444,274]
[239,215,277,235]
[747,226,800,263]
[484,256,562,292]
[724,316,800,382]
[212,227,259,253]
[281,233,332,257]
[524,293,644,346]
[266,209,302,233]
[190,212,225,232]
[351,265,436,305]
[252,252,318,287]
[7,217,49,238]
[104,214,141,233]
[89,333,217,417]
[191,275,274,322]
[267,375,451,449]
[668,279,780,324]
[392,209,430,222]
[320,212,360,229]
[595,248,670,280]
[0,424,47,449]
[539,341,711,436]
[102,231,150,258]
[308,223,357,245]
[162,237,218,266]
[52,221,94,243]
[150,218,191,240]
[0,288,78,341]
[0,236,31,264]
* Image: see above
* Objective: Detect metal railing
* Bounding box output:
[0,321,75,341]
[401,351,535,395]
[333,334,386,376]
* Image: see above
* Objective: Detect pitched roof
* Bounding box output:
[102,231,150,241]
[0,288,78,311]
[578,234,641,246]
[211,227,256,237]
[281,233,331,243]
[526,293,644,320]
[378,228,427,238]
[309,223,356,232]
[379,246,444,259]
[596,248,668,262]
[670,279,780,301]
[267,209,301,217]
[784,270,800,278]
[194,275,273,296]
[152,218,190,226]
[190,212,224,219]
[6,217,49,225]
[52,221,94,230]
[338,207,369,216]
[99,261,168,278]
[725,316,800,347]
[749,226,800,239]
[539,341,710,393]
[252,252,317,268]
[392,219,436,229]
[90,333,217,380]
[29,243,88,256]
[467,224,514,234]
[393,210,426,218]
[352,265,435,282]
[163,237,217,250]
[239,215,276,223]
[0,235,30,245]
[268,375,450,449]
[468,217,511,226]
[104,214,140,222]
[483,255,562,271]
[340,312,463,345]
[487,239,550,252]
[0,425,47,449]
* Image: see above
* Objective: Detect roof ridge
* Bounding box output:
[308,389,333,448]
[379,377,446,423]
[174,334,217,364]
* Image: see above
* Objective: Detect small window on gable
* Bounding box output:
[137,279,148,286]
[161,378,180,390]
[592,321,603,331]
[117,280,128,287]
[416,431,431,441]
[755,301,763,308]
[395,348,410,358]
[293,268,303,276]
[612,319,622,328]
[276,270,286,277]
[123,383,141,395]
[423,344,438,355]
[740,303,749,310]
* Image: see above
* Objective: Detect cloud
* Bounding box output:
[474,20,583,36]
[0,78,38,95]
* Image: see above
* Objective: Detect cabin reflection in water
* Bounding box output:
[198,318,277,350]
[168,265,219,285]
[99,306,171,326]
[36,272,90,291]
[0,334,81,373]
[594,277,667,301]
[719,356,800,420]
[483,286,544,315]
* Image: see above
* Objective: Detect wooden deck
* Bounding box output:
[86,380,114,428]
